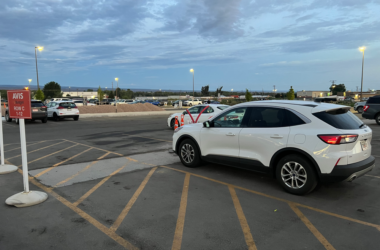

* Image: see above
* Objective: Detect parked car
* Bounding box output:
[47,101,80,121]
[110,99,133,106]
[362,96,380,125]
[167,104,229,129]
[145,100,160,106]
[5,100,48,124]
[88,99,98,104]
[354,101,366,113]
[171,100,180,106]
[96,98,114,105]
[173,100,374,195]
[130,100,146,104]
[183,99,203,106]
[51,98,71,102]
[345,96,355,101]
[72,100,95,106]
[203,100,220,104]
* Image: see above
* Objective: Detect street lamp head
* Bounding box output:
[28,79,32,83]
[115,78,119,81]
[37,46,44,51]
[359,46,366,52]
[189,69,194,73]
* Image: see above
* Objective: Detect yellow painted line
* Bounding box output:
[158,165,380,231]
[365,174,380,179]
[229,186,257,250]
[27,176,138,250]
[4,140,47,153]
[6,141,67,160]
[32,144,85,177]
[54,152,110,188]
[110,167,157,232]
[124,134,172,143]
[73,161,129,207]
[171,173,190,250]
[63,139,123,156]
[126,157,138,162]
[289,203,336,250]
[3,139,63,147]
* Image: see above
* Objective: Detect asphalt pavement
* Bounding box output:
[1,115,380,250]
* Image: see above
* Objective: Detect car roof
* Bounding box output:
[234,100,348,113]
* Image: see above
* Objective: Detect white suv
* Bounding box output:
[47,101,80,121]
[173,101,375,195]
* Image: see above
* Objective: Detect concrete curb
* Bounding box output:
[79,111,177,118]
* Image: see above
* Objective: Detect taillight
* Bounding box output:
[57,106,65,109]
[318,134,358,144]
[363,105,369,112]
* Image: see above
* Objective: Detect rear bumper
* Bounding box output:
[58,115,79,118]
[362,112,373,119]
[32,113,47,119]
[320,156,375,183]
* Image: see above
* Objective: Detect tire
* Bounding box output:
[5,112,12,122]
[357,106,363,113]
[170,118,175,129]
[178,139,202,168]
[376,113,380,125]
[53,113,60,122]
[189,103,192,107]
[42,117,47,123]
[73,116,79,121]
[275,154,318,195]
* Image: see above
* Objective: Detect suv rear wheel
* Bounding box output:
[376,113,380,125]
[357,106,363,113]
[5,112,12,122]
[276,154,317,195]
[179,139,202,168]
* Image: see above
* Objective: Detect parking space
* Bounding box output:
[1,115,380,249]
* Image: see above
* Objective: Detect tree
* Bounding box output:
[66,94,71,97]
[87,89,93,92]
[216,86,223,97]
[201,85,209,96]
[245,89,253,101]
[97,86,104,101]
[43,81,62,99]
[287,86,295,100]
[329,83,346,95]
[115,87,122,99]
[124,89,134,99]
[108,91,115,99]
[35,89,45,101]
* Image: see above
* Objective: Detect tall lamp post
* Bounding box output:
[359,47,366,101]
[28,79,32,97]
[115,78,119,113]
[190,69,194,102]
[34,46,43,89]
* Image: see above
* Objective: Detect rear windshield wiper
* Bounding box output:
[359,123,366,128]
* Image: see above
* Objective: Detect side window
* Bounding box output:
[52,102,57,107]
[204,107,214,113]
[188,106,200,114]
[213,108,247,128]
[46,103,51,108]
[284,110,306,126]
[247,107,287,128]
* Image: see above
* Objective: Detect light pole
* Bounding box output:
[34,46,43,89]
[28,79,32,97]
[359,47,366,101]
[115,78,119,113]
[190,69,194,101]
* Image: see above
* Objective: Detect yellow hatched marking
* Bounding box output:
[229,186,257,250]
[110,167,157,232]
[63,139,123,156]
[6,141,66,160]
[289,203,336,250]
[4,140,47,153]
[171,173,190,250]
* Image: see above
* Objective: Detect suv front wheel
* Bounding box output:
[179,139,202,168]
[276,154,317,195]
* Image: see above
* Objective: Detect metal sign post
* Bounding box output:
[0,93,18,174]
[5,90,48,207]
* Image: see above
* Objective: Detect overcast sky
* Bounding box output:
[1,0,379,92]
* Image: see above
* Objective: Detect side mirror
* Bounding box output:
[183,111,187,115]
[203,121,211,128]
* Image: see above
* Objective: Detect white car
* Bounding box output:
[167,104,229,129]
[173,100,375,195]
[46,101,80,121]
[110,99,134,106]
[182,99,203,106]
[72,100,95,106]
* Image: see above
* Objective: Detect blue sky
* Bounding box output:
[1,0,379,92]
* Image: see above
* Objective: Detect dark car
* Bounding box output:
[171,100,180,106]
[5,100,47,124]
[96,98,114,105]
[362,96,380,125]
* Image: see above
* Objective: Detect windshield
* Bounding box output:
[313,109,363,129]
[59,102,77,108]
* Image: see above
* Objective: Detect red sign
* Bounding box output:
[7,90,31,119]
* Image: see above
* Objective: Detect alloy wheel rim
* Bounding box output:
[281,161,307,189]
[181,144,195,164]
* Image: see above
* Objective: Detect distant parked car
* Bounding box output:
[362,96,380,125]
[354,101,366,113]
[203,100,220,104]
[145,100,161,106]
[130,100,146,104]
[96,98,114,105]
[345,96,354,101]
[172,100,180,106]
[183,99,203,106]
[5,100,48,124]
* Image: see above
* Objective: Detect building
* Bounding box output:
[62,91,104,99]
[297,91,332,98]
[345,91,378,100]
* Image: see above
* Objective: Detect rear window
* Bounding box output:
[31,102,44,107]
[313,109,362,129]
[367,97,380,104]
[59,102,77,108]
[217,106,228,110]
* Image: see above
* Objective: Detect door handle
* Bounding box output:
[270,135,283,139]
[226,132,235,136]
